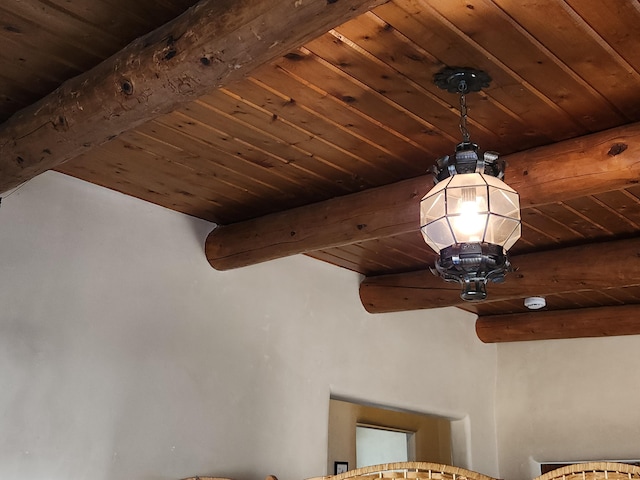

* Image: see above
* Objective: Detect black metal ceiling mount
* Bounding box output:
[431,66,498,182]
[433,66,491,94]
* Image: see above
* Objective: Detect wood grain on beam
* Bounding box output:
[206,176,427,270]
[476,305,640,343]
[506,122,640,208]
[0,0,387,193]
[359,237,640,313]
[206,122,640,270]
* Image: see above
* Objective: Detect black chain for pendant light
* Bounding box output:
[457,80,471,143]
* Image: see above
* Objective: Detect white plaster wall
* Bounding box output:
[496,337,640,480]
[0,172,498,480]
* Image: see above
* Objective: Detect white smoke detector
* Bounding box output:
[524,296,546,310]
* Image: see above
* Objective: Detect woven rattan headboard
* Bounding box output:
[308,462,497,480]
[534,462,640,480]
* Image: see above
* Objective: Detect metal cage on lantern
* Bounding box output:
[419,144,522,301]
[420,171,521,252]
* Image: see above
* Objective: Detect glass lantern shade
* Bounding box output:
[420,172,521,253]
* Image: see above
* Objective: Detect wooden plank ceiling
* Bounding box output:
[1,0,639,341]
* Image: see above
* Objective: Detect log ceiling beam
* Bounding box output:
[207,176,428,270]
[0,0,388,193]
[206,122,640,270]
[358,237,640,313]
[476,305,640,343]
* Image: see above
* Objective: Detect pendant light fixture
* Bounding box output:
[420,67,521,301]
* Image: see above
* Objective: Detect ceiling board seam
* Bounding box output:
[242,76,423,171]
[148,117,329,199]
[376,239,437,264]
[344,9,555,146]
[589,194,640,230]
[126,129,284,200]
[561,200,616,235]
[168,109,351,193]
[621,287,640,302]
[146,118,292,189]
[304,251,363,273]
[481,0,628,124]
[595,289,627,305]
[520,219,563,243]
[93,137,258,209]
[399,0,586,131]
[571,290,607,307]
[190,98,365,188]
[417,0,622,131]
[32,0,123,45]
[326,24,506,144]
[140,121,305,197]
[331,242,398,271]
[59,149,244,215]
[510,236,536,250]
[621,188,640,204]
[0,43,74,86]
[558,1,640,115]
[218,87,403,179]
[0,69,57,99]
[270,62,440,157]
[370,243,432,266]
[57,166,224,214]
[0,5,106,67]
[345,238,429,267]
[297,46,461,145]
[0,23,89,76]
[528,205,588,239]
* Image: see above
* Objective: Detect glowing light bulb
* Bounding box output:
[452,187,486,242]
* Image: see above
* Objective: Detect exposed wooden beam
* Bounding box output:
[502,122,640,208]
[476,305,640,343]
[206,122,640,270]
[0,0,388,193]
[206,176,428,270]
[358,237,640,313]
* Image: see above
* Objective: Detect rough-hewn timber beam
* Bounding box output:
[0,0,388,193]
[207,176,428,270]
[476,305,640,343]
[206,122,640,270]
[358,237,640,313]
